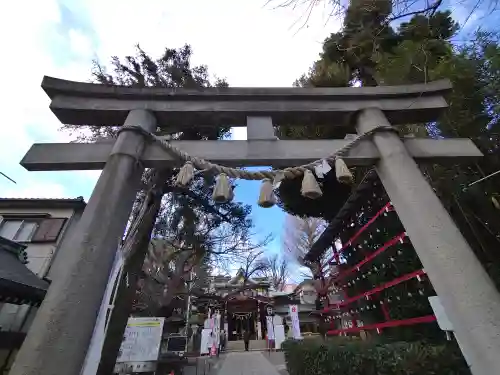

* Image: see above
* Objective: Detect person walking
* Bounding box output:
[243,330,250,351]
[218,330,226,355]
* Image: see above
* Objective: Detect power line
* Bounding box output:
[0,171,16,184]
[466,169,500,189]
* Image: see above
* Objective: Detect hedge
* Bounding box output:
[282,339,470,375]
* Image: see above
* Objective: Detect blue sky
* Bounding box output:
[0,0,489,276]
[0,0,341,266]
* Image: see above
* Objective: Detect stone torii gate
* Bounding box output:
[10,77,500,375]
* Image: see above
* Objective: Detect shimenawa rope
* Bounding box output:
[117,124,396,181]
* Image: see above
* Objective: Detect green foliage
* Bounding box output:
[278,10,462,219]
[370,27,500,291]
[325,179,444,341]
[62,44,230,142]
[276,169,352,221]
[284,3,500,292]
[282,339,470,375]
[63,44,260,315]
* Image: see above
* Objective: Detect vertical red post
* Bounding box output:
[381,301,390,321]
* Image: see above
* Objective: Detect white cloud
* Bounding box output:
[0,181,67,199]
[77,0,339,86]
[68,29,95,59]
[0,0,338,200]
[0,0,99,199]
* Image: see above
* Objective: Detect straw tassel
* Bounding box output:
[258,179,276,208]
[175,161,194,187]
[335,158,354,185]
[301,170,322,199]
[212,173,233,203]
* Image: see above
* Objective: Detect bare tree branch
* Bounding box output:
[283,215,327,274]
[258,253,291,291]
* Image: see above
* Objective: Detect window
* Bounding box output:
[0,220,39,241]
[0,217,67,243]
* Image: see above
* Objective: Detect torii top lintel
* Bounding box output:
[41,76,452,128]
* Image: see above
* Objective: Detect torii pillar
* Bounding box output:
[9,109,157,375]
[357,108,500,375]
[10,76,500,375]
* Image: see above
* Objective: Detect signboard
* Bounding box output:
[163,335,187,353]
[289,305,302,339]
[428,296,471,367]
[274,324,285,349]
[428,296,453,331]
[116,317,165,363]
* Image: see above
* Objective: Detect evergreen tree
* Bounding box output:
[275,2,500,342]
[278,3,500,290]
[62,45,260,313]
[328,173,442,342]
[62,45,267,374]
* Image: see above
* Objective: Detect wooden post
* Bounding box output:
[356,107,500,375]
[9,110,157,375]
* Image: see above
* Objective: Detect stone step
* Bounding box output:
[226,340,268,352]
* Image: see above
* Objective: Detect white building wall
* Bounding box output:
[0,207,79,332]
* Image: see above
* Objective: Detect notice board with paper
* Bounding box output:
[116,317,165,363]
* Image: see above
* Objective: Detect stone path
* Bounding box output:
[213,351,284,375]
[263,352,288,375]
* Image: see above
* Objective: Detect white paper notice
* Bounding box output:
[116,317,165,363]
[428,296,453,331]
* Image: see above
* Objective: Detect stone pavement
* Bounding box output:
[262,351,288,375]
[211,351,286,375]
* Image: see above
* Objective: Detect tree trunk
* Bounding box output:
[96,170,169,375]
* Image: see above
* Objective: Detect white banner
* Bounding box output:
[289,305,302,339]
[200,328,212,355]
[212,313,221,349]
[266,316,275,340]
[81,249,123,375]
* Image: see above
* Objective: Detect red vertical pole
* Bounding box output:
[381,297,390,321]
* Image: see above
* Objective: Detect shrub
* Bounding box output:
[282,339,470,375]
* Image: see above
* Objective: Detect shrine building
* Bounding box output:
[203,268,342,341]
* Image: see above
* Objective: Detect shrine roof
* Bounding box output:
[0,237,49,306]
[220,268,271,286]
[0,197,86,210]
[293,279,314,291]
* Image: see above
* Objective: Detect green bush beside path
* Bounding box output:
[282,339,470,375]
